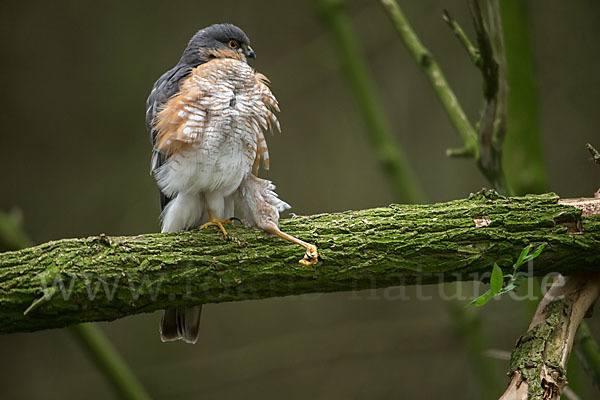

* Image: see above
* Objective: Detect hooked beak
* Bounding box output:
[245,46,256,59]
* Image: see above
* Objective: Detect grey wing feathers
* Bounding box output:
[146,64,193,210]
[146,64,193,141]
[148,63,205,345]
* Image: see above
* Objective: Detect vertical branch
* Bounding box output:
[573,142,600,390]
[468,0,506,192]
[468,0,498,100]
[499,0,549,195]
[575,322,600,389]
[500,3,598,396]
[315,0,426,204]
[378,1,600,398]
[488,0,508,172]
[380,0,508,193]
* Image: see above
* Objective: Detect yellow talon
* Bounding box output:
[200,211,234,239]
[263,224,319,267]
[299,244,319,266]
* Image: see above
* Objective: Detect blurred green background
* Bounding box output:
[1,0,599,398]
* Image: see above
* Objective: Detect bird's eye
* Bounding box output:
[228,40,239,49]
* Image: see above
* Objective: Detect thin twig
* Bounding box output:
[442,9,482,68]
[378,0,479,159]
[587,143,600,165]
[469,0,498,100]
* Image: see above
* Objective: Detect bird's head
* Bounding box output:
[180,23,256,66]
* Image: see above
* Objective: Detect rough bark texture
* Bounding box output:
[1,191,600,334]
[500,274,600,400]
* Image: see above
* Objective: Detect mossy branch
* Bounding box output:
[1,192,600,334]
[0,210,151,400]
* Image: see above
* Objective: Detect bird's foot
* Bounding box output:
[266,225,319,266]
[200,217,236,239]
[299,244,319,266]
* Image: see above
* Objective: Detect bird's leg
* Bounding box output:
[200,209,235,239]
[264,223,318,266]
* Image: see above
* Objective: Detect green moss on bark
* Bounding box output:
[1,192,599,334]
[508,299,570,399]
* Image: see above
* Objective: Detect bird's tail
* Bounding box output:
[159,305,203,344]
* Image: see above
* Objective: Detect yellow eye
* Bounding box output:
[228,40,239,49]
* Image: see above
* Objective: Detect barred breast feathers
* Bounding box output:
[154,58,280,173]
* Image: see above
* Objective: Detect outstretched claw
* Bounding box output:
[299,244,319,266]
[235,173,319,266]
[200,210,235,239]
[266,227,319,267]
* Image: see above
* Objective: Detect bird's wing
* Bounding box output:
[146,64,192,210]
[153,59,280,174]
[253,72,280,173]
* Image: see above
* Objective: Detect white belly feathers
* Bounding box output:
[155,121,255,198]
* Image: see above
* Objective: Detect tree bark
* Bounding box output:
[1,191,599,334]
[500,273,600,400]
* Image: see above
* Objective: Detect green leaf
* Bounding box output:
[490,263,503,294]
[523,243,546,263]
[466,289,494,307]
[475,290,495,306]
[466,243,547,308]
[514,244,532,269]
[497,283,519,295]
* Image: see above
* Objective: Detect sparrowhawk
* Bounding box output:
[145,24,318,344]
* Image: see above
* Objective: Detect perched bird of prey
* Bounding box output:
[145,24,318,343]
